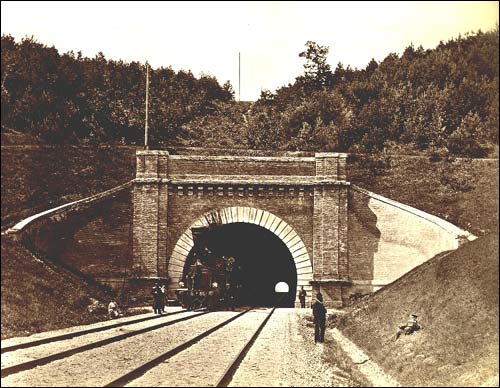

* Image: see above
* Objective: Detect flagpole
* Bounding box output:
[144,61,149,150]
[238,52,241,102]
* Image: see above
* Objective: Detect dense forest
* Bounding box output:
[1,27,498,156]
[1,35,234,145]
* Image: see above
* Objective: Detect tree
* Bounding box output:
[447,112,490,157]
[298,41,332,89]
[222,80,235,101]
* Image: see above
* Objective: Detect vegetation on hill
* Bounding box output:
[1,27,498,346]
[1,236,112,339]
[246,30,499,157]
[0,145,136,229]
[336,233,499,386]
[2,27,498,156]
[347,154,499,236]
[1,35,233,145]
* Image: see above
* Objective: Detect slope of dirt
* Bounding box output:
[1,237,112,339]
[347,154,499,236]
[0,145,137,229]
[337,233,499,386]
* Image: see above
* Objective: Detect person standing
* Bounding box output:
[312,292,327,343]
[160,284,167,313]
[298,286,307,308]
[152,283,163,314]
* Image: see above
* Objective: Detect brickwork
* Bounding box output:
[132,151,349,307]
[5,182,134,279]
[310,153,349,307]
[166,186,315,268]
[132,151,169,278]
[168,155,316,177]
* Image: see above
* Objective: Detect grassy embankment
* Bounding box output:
[336,234,498,386]
[1,144,137,338]
[1,236,113,339]
[337,154,499,386]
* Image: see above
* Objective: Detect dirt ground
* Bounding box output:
[1,308,371,387]
[229,308,367,387]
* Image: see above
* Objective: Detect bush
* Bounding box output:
[447,112,491,157]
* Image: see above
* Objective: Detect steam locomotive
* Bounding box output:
[175,226,238,311]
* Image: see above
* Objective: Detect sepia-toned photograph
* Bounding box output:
[1,1,498,386]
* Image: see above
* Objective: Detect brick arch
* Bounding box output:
[167,206,313,301]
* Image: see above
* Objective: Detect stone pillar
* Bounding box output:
[312,153,350,307]
[132,150,169,281]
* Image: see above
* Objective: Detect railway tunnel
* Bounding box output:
[181,223,298,307]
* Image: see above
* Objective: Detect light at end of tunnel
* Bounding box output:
[275,281,289,293]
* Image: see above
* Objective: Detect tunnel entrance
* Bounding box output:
[183,222,297,307]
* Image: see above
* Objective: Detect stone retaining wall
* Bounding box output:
[347,184,475,295]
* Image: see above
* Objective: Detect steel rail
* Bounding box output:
[1,310,207,378]
[103,308,253,387]
[215,307,276,387]
[1,309,188,354]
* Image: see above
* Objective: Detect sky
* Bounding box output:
[2,1,499,101]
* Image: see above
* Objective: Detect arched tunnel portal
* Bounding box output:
[168,207,314,307]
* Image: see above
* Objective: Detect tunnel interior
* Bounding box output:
[183,222,297,307]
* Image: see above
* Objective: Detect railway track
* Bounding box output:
[215,307,275,387]
[2,307,277,387]
[1,309,188,354]
[104,307,276,387]
[1,309,207,378]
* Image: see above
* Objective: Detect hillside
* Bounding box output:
[1,236,112,339]
[2,29,498,156]
[0,145,136,229]
[347,154,499,236]
[337,233,499,386]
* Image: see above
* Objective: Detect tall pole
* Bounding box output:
[238,52,241,102]
[144,62,149,150]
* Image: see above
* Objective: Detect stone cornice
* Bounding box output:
[134,176,350,186]
[169,155,316,162]
[310,279,352,285]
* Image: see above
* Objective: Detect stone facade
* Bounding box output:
[132,150,350,307]
[347,185,475,295]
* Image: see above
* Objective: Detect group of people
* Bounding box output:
[114,283,420,346]
[299,286,421,344]
[151,283,167,314]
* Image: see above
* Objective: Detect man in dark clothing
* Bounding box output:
[298,286,307,308]
[152,283,163,314]
[160,284,167,313]
[312,292,327,343]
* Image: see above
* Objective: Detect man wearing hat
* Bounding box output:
[395,313,422,340]
[312,292,327,343]
[151,283,164,315]
[406,314,421,334]
[298,286,307,308]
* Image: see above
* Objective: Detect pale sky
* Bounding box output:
[2,1,499,101]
